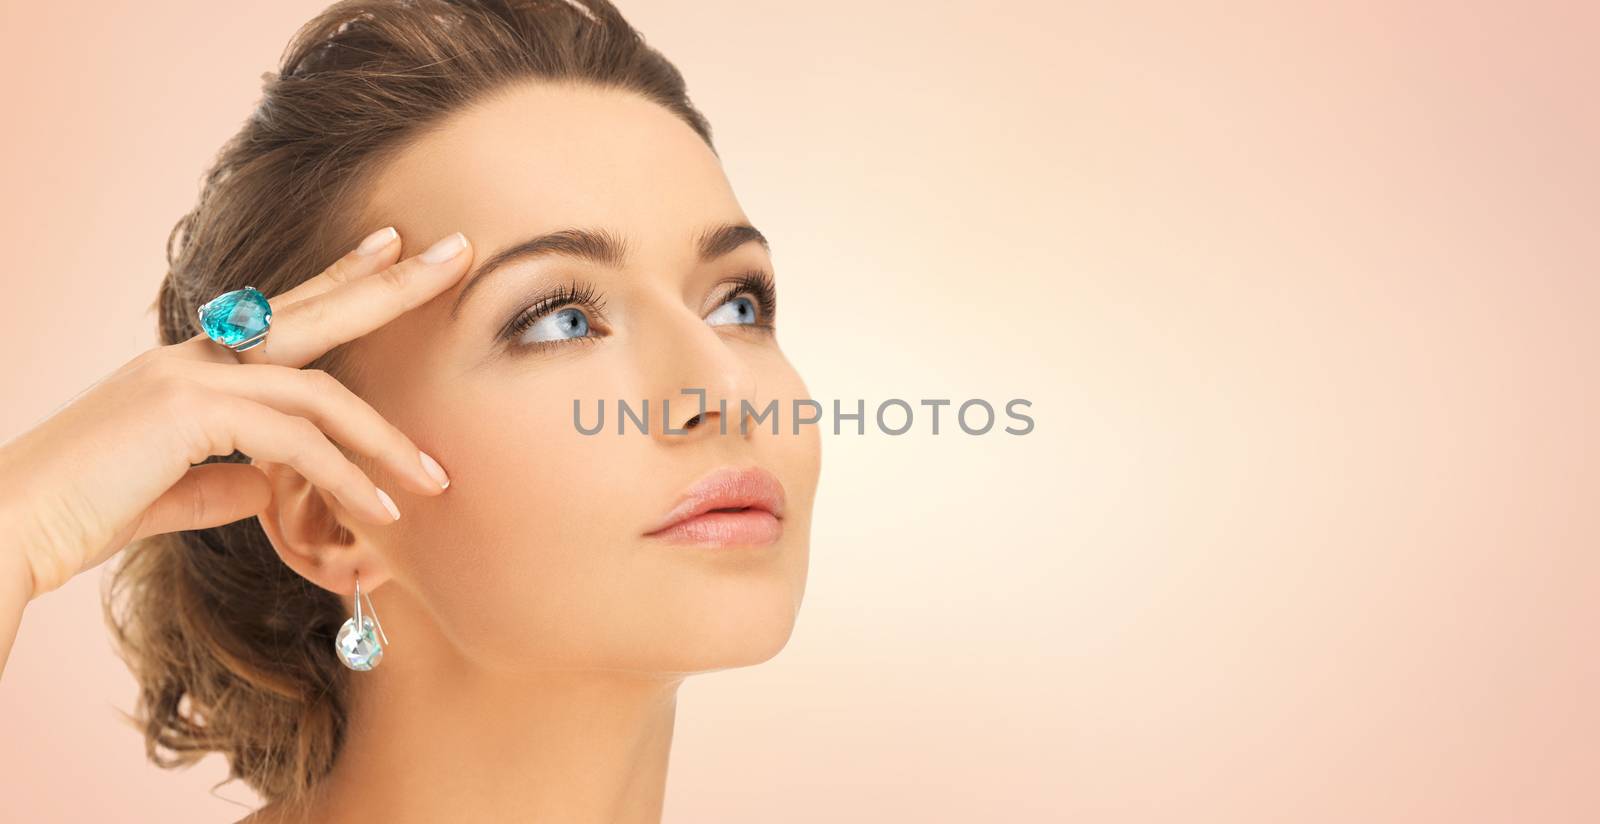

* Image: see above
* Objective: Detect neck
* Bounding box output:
[288,661,683,823]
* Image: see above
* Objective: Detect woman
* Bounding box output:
[0,0,821,820]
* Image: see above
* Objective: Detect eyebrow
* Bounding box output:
[448,222,770,319]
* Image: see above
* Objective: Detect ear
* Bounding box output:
[251,459,395,595]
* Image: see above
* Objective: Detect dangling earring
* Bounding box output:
[335,573,390,671]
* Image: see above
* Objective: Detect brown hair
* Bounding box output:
[103,0,714,806]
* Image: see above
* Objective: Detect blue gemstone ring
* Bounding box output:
[197,285,273,352]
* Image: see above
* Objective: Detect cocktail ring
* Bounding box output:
[197,285,273,352]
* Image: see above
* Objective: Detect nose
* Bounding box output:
[634,297,759,444]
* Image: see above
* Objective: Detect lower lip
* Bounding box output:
[646,509,782,547]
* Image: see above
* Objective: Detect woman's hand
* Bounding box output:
[0,228,474,662]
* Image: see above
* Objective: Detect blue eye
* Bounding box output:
[705,272,777,330]
[500,280,607,352]
[706,295,758,326]
[519,306,591,344]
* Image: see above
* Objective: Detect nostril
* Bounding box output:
[684,414,702,429]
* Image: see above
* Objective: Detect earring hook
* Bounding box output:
[355,573,391,647]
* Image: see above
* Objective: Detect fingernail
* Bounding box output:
[356,226,398,255]
[375,487,401,521]
[420,232,467,263]
[418,450,450,489]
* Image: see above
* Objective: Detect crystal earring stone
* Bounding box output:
[196,285,272,351]
[336,615,384,671]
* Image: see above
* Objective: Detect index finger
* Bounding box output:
[269,224,404,307]
[236,231,474,367]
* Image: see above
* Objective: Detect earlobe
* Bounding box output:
[251,459,395,594]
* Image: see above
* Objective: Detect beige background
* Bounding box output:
[2,1,1596,821]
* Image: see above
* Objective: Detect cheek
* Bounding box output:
[389,344,823,673]
[400,363,643,668]
[723,350,821,636]
[756,351,823,506]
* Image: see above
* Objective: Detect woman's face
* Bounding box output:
[330,82,819,676]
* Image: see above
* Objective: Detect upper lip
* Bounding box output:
[644,465,787,534]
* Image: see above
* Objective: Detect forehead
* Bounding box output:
[359,81,739,265]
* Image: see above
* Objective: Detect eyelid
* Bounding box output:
[499,279,608,342]
[497,270,776,350]
[707,269,777,326]
[515,330,603,355]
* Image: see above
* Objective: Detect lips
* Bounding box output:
[644,465,787,547]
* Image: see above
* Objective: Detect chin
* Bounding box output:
[649,560,807,675]
[687,605,801,674]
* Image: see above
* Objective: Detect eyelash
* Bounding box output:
[499,270,778,350]
[720,270,778,330]
[500,280,606,348]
